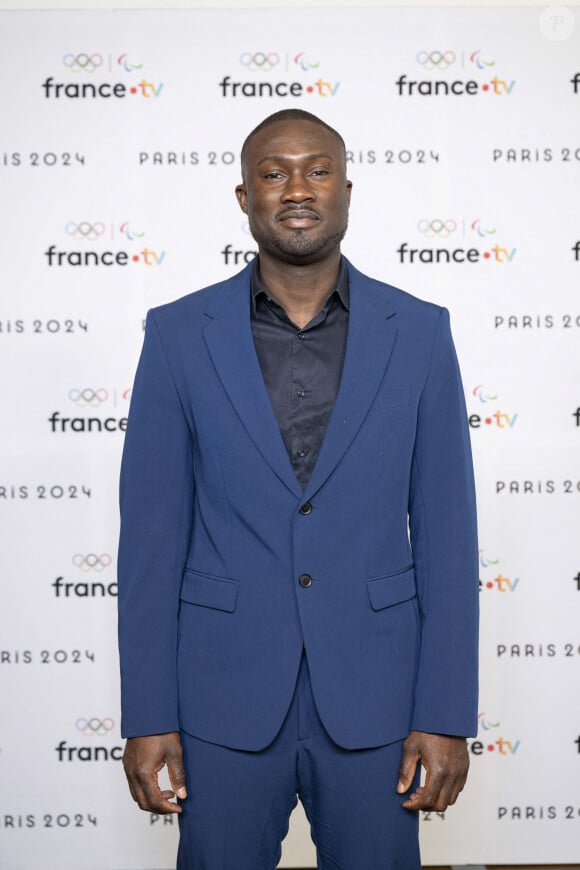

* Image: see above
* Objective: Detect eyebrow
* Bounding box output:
[257,152,333,166]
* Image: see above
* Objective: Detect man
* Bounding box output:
[118,109,479,869]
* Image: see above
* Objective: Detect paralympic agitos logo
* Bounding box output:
[396,217,517,265]
[44,221,165,268]
[42,52,163,101]
[479,549,520,593]
[395,49,516,97]
[467,712,521,757]
[468,385,518,430]
[219,50,340,99]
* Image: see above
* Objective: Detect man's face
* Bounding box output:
[236,120,352,265]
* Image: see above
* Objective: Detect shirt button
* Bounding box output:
[297,332,306,340]
[299,573,312,588]
[296,448,307,458]
[299,502,312,515]
[296,389,305,398]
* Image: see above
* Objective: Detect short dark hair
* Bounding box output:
[240,109,346,171]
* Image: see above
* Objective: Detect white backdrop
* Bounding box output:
[1,6,579,869]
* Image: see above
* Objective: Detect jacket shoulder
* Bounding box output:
[146,266,250,331]
[348,260,445,324]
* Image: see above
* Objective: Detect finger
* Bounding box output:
[133,768,182,814]
[397,743,419,793]
[402,768,443,810]
[136,787,182,814]
[167,743,188,800]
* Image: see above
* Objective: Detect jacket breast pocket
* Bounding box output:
[369,388,412,425]
[366,565,416,611]
[180,569,238,613]
[379,388,410,409]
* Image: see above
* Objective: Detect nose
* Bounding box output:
[281,169,315,203]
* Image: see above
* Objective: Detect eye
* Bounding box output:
[310,168,330,177]
[263,171,284,180]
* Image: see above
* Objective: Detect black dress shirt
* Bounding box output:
[250,258,350,489]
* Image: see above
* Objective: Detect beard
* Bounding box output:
[249,220,348,265]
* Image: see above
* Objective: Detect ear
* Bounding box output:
[235,184,248,214]
[346,179,353,205]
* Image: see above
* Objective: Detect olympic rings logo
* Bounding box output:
[65,222,106,241]
[72,553,112,572]
[76,717,114,737]
[416,50,456,70]
[63,53,103,73]
[417,219,457,239]
[68,388,109,407]
[240,52,280,72]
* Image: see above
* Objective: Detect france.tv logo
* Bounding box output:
[44,221,165,268]
[469,385,518,429]
[479,549,520,592]
[395,47,515,97]
[471,712,521,756]
[42,52,163,100]
[396,217,516,265]
[219,48,339,98]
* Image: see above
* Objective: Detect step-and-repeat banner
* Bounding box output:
[1,6,579,869]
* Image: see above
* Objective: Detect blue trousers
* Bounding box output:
[177,652,421,869]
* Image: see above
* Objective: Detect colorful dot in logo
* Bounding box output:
[132,255,139,262]
[485,417,492,424]
[483,252,490,259]
[130,87,137,94]
[486,581,494,588]
[482,84,489,91]
[487,744,495,751]
[306,86,313,93]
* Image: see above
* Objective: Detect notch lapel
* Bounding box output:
[301,261,399,502]
[203,266,303,500]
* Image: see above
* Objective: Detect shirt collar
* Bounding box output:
[250,256,350,316]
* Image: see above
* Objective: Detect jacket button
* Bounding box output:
[299,573,312,588]
[299,502,312,515]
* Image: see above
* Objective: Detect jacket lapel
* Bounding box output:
[301,260,399,502]
[202,259,399,503]
[202,264,304,499]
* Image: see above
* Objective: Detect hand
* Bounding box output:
[396,730,469,812]
[123,732,187,814]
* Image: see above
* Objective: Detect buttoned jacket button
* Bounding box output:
[299,502,312,515]
[299,573,312,588]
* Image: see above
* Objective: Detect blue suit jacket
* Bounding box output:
[118,258,479,750]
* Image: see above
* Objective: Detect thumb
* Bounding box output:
[166,738,187,800]
[397,740,419,793]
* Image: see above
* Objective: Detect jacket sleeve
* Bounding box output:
[117,310,194,738]
[408,307,479,737]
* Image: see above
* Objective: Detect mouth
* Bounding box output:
[277,209,320,229]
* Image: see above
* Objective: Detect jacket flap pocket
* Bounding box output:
[180,570,238,613]
[366,567,416,611]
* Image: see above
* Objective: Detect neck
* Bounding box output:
[257,250,343,329]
